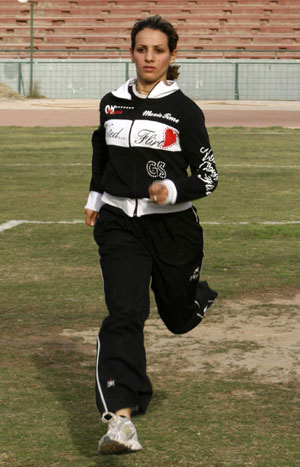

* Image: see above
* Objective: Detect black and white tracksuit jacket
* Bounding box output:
[88,79,218,416]
[85,78,218,216]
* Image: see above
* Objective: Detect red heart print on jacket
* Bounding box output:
[163,128,177,148]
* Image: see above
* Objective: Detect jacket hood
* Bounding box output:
[112,78,180,100]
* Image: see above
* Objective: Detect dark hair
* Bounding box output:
[131,15,180,80]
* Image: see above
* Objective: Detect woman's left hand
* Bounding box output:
[149,182,168,204]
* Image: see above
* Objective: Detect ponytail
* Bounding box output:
[167,65,180,80]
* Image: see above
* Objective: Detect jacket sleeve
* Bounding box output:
[88,98,109,194]
[89,124,109,194]
[173,104,218,203]
[84,101,109,211]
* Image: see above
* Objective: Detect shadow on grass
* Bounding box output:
[31,339,165,466]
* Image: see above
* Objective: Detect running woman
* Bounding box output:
[85,15,218,454]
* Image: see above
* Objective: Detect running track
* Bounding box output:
[0,99,299,127]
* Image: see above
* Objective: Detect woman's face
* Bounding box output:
[131,28,176,87]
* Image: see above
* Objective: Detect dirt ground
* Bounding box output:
[1,83,300,127]
[61,294,300,384]
[0,83,25,101]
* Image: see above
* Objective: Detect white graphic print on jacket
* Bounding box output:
[104,119,181,152]
[198,147,218,195]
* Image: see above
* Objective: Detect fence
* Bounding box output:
[1,51,300,100]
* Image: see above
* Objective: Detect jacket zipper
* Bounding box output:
[127,115,138,217]
[128,90,150,217]
[133,198,138,217]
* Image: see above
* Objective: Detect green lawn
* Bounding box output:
[1,127,300,466]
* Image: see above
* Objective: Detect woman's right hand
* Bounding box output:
[84,209,99,227]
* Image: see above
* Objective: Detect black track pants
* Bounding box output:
[93,205,205,415]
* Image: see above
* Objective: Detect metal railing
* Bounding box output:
[1,49,300,100]
[2,48,300,59]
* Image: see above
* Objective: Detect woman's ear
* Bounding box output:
[170,48,177,65]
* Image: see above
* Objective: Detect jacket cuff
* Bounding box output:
[84,191,104,212]
[157,179,177,204]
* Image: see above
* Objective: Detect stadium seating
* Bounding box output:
[0,0,300,59]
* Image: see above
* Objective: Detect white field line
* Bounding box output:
[3,163,91,167]
[220,164,300,169]
[0,220,83,232]
[3,163,300,169]
[1,219,300,233]
[203,221,300,225]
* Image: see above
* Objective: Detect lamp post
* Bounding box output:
[18,0,34,96]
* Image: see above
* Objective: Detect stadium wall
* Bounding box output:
[1,58,300,100]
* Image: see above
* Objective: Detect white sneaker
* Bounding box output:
[99,412,142,454]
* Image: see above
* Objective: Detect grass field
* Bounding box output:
[1,126,300,466]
